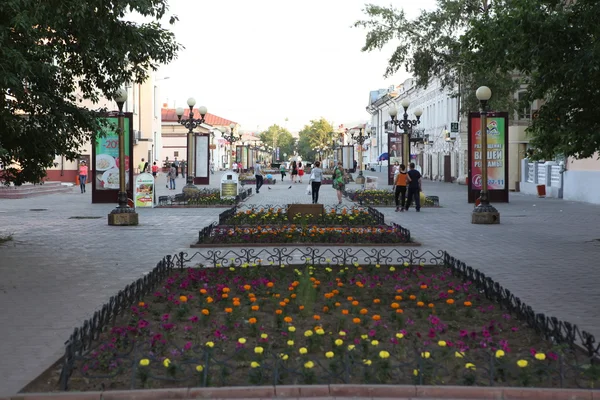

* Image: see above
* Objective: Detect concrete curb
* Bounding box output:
[9,384,599,399]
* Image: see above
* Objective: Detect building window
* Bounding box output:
[174,151,179,157]
[518,91,531,120]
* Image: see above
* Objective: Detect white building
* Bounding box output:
[367,78,463,183]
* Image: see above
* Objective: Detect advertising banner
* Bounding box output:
[92,113,134,203]
[134,173,154,208]
[467,112,509,203]
[388,132,403,185]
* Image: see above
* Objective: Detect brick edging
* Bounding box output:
[11,384,599,399]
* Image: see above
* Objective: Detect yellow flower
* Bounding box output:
[280,353,289,360]
[238,338,247,344]
[361,334,368,340]
[260,333,268,339]
[315,328,325,335]
[250,361,260,368]
[304,330,313,337]
[421,351,431,359]
[517,360,529,368]
[375,264,381,268]
[163,358,171,368]
[389,266,396,272]
[339,331,346,336]
[347,345,356,351]
[288,326,296,332]
[139,359,150,366]
[299,347,308,355]
[325,351,334,358]
[495,350,505,358]
[465,363,476,370]
[363,359,372,366]
[535,353,546,361]
[438,341,447,347]
[396,333,404,339]
[205,341,215,348]
[287,340,294,346]
[304,360,315,369]
[379,351,390,359]
[404,262,409,267]
[195,365,204,372]
[371,340,379,346]
[455,351,465,358]
[413,369,419,376]
[335,339,344,346]
[254,346,264,354]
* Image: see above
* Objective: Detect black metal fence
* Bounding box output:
[56,249,600,391]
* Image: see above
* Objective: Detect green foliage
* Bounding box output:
[297,118,335,160]
[0,0,180,185]
[461,0,600,160]
[354,1,518,116]
[258,125,295,160]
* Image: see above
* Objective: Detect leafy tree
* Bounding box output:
[297,118,334,161]
[354,1,518,116]
[461,0,600,160]
[258,125,295,161]
[0,0,180,185]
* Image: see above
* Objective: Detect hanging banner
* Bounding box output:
[467,111,509,203]
[134,173,154,208]
[194,134,209,185]
[388,132,403,185]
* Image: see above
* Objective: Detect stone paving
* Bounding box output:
[0,169,599,395]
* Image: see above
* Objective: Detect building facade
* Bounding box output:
[160,108,238,171]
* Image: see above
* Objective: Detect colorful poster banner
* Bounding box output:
[470,116,506,190]
[134,173,154,208]
[388,133,403,185]
[94,117,131,190]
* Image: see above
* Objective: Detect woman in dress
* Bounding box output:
[297,161,304,183]
[332,161,345,205]
[290,161,298,183]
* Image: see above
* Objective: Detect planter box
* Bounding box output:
[287,203,324,219]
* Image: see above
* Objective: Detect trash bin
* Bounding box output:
[536,184,546,198]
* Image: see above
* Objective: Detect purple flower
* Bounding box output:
[161,314,170,322]
[138,320,149,329]
[183,341,193,351]
[189,315,199,323]
[368,329,377,337]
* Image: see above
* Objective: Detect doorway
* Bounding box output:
[444,155,452,183]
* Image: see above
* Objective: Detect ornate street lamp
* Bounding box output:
[108,88,139,226]
[472,86,500,224]
[351,125,371,182]
[221,123,241,170]
[389,99,423,166]
[176,98,207,192]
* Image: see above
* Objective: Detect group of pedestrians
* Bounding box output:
[393,162,422,212]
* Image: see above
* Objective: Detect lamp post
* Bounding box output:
[108,88,139,226]
[472,86,500,224]
[221,124,241,170]
[389,99,423,166]
[175,98,207,193]
[351,125,371,183]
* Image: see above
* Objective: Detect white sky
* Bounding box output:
[156,0,436,132]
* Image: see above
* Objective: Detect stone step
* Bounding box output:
[0,182,74,199]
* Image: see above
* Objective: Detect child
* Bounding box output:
[280,164,287,181]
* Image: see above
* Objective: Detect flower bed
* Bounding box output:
[241,178,278,185]
[345,189,439,207]
[157,189,249,207]
[28,252,598,392]
[223,206,380,226]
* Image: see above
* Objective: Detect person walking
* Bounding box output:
[138,158,146,174]
[168,163,177,190]
[279,164,287,182]
[78,160,88,193]
[290,161,298,183]
[394,164,408,212]
[254,161,265,193]
[310,161,324,204]
[405,162,422,212]
[332,161,345,205]
[151,161,159,178]
[298,161,304,183]
[173,157,180,178]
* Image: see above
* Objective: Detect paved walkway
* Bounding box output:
[0,170,599,395]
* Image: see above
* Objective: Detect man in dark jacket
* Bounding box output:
[405,162,422,212]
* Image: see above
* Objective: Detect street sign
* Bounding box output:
[450,122,459,133]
